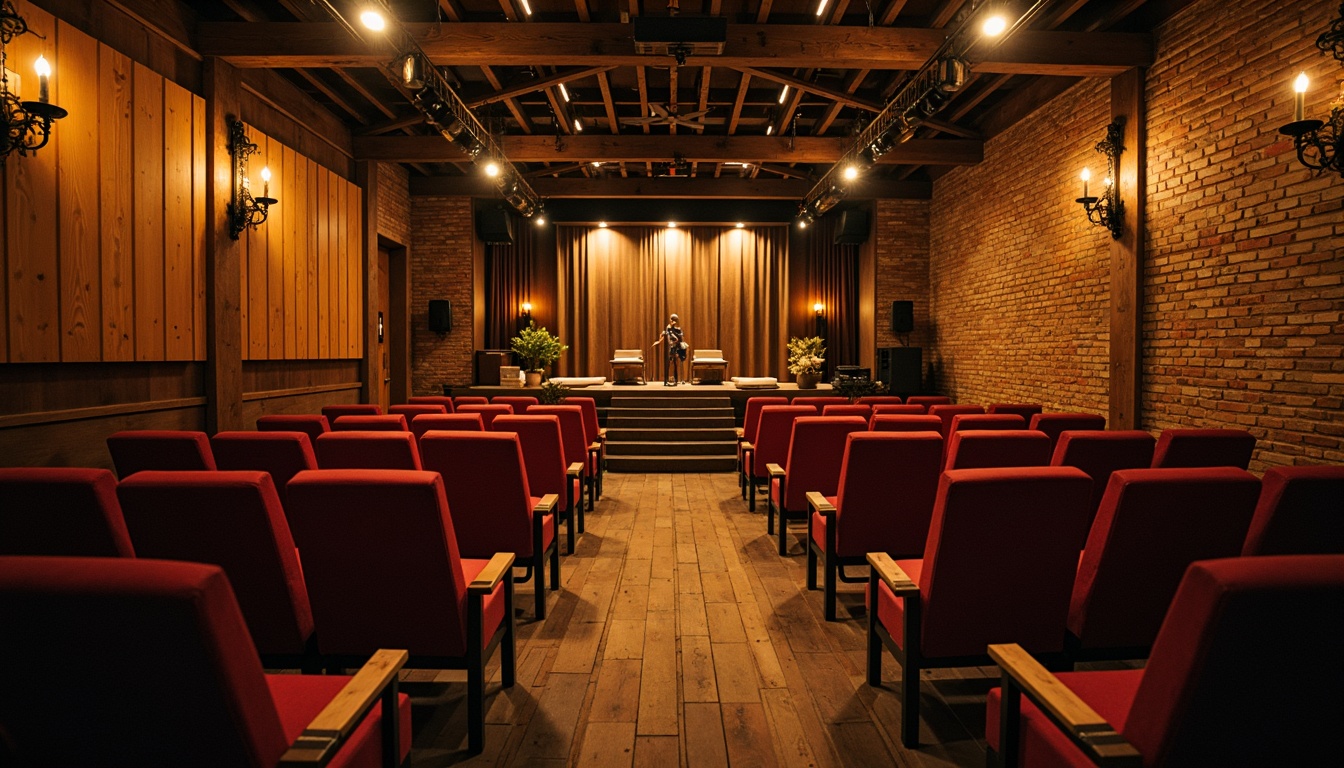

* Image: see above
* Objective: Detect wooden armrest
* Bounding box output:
[988,644,1142,767]
[533,493,559,514]
[279,648,409,766]
[742,442,754,453]
[735,427,745,439]
[598,427,607,440]
[469,552,516,594]
[866,552,917,594]
[567,462,583,477]
[588,441,602,453]
[806,491,835,515]
[766,463,785,479]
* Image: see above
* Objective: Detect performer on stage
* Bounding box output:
[652,313,687,386]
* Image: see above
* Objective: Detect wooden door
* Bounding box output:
[377,247,391,411]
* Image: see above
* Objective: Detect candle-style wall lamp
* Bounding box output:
[520,301,533,324]
[228,119,277,239]
[1075,118,1125,239]
[0,1,67,165]
[1278,5,1344,178]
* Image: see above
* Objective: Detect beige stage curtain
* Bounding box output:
[557,225,789,380]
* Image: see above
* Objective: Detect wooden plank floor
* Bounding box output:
[406,472,993,767]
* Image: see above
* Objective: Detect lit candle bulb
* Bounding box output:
[1080,167,1091,198]
[34,55,51,104]
[260,166,271,198]
[1293,71,1308,122]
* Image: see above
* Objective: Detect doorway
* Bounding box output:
[377,239,410,408]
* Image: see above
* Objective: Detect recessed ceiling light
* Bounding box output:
[359,9,386,30]
[592,161,601,167]
[558,83,570,102]
[766,124,774,136]
[519,0,532,15]
[573,118,583,133]
[778,86,789,104]
[815,0,829,16]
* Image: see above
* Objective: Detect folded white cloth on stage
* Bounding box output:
[549,377,607,388]
[610,357,645,364]
[732,376,779,389]
[693,357,728,364]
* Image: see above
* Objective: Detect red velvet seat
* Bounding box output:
[944,429,1052,471]
[948,413,1026,434]
[869,404,927,422]
[530,404,596,519]
[457,403,513,431]
[1049,430,1156,527]
[407,395,456,412]
[490,414,580,556]
[905,395,952,408]
[331,414,409,432]
[117,470,317,668]
[421,430,560,620]
[314,431,422,470]
[987,556,1344,768]
[211,431,317,505]
[927,404,985,439]
[0,467,135,557]
[866,466,1094,747]
[0,556,410,767]
[388,403,449,420]
[568,396,605,499]
[806,432,942,620]
[453,396,489,406]
[987,403,1044,421]
[768,416,868,556]
[1028,412,1107,453]
[738,396,789,499]
[1242,465,1344,556]
[1150,427,1256,469]
[492,395,538,413]
[256,413,331,443]
[857,395,904,405]
[106,430,217,478]
[411,413,486,442]
[285,469,516,753]
[320,403,382,422]
[822,403,872,420]
[792,396,846,411]
[1068,467,1260,659]
[870,414,943,433]
[743,405,817,512]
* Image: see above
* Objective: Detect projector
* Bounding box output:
[632,17,727,56]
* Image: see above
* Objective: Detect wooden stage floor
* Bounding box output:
[447,381,838,412]
[401,472,1012,767]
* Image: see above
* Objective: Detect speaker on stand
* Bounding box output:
[878,347,922,397]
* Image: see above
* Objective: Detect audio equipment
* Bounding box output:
[891,300,914,334]
[476,209,514,244]
[877,346,922,396]
[428,300,452,334]
[834,210,870,245]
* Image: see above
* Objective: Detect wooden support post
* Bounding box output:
[357,161,380,406]
[1109,67,1145,430]
[204,58,244,433]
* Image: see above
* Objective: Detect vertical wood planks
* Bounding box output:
[292,151,308,358]
[192,95,206,360]
[282,144,297,358]
[336,172,348,357]
[163,79,194,360]
[306,159,318,357]
[99,44,134,361]
[266,135,284,359]
[327,167,339,358]
[55,20,101,362]
[316,167,329,359]
[347,180,361,358]
[132,61,164,361]
[246,124,268,360]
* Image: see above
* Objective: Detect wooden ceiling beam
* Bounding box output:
[732,67,882,113]
[409,175,931,199]
[465,66,617,108]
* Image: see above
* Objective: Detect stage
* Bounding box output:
[443,380,841,420]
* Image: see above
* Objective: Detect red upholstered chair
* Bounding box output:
[1028,412,1107,453]
[1150,427,1256,469]
[927,404,985,439]
[870,414,943,433]
[866,466,1094,747]
[116,470,317,669]
[285,469,515,753]
[408,395,456,412]
[1242,465,1344,556]
[321,403,382,422]
[739,396,789,499]
[106,430,217,478]
[489,414,581,556]
[388,403,449,420]
[949,413,1026,435]
[822,403,872,420]
[987,403,1043,421]
[0,467,135,557]
[314,431,422,470]
[807,432,943,620]
[453,396,489,407]
[906,395,952,408]
[1067,467,1260,660]
[457,403,513,431]
[411,413,485,442]
[529,404,596,519]
[767,416,868,555]
[211,431,317,505]
[492,395,538,414]
[743,405,816,512]
[331,414,409,432]
[870,404,927,422]
[987,556,1344,768]
[858,395,904,405]
[421,430,560,619]
[945,429,1053,471]
[792,396,846,411]
[1050,430,1156,527]
[0,557,411,768]
[256,413,331,443]
[568,396,605,498]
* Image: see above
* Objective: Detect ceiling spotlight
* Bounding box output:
[591,161,601,167]
[815,0,829,17]
[766,124,774,136]
[360,9,386,31]
[598,221,608,228]
[668,221,677,228]
[843,165,859,181]
[735,222,744,228]
[982,14,1007,37]
[400,54,424,89]
[535,215,546,226]
[558,83,570,102]
[520,0,533,15]
[573,118,583,133]
[778,86,789,105]
[797,217,809,229]
[484,161,500,177]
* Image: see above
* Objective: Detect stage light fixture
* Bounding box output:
[982,14,1007,37]
[559,83,570,102]
[401,53,425,89]
[360,9,386,30]
[843,164,859,181]
[484,161,500,177]
[778,86,789,104]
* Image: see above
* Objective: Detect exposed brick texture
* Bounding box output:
[376,162,411,246]
[410,197,475,393]
[874,199,933,382]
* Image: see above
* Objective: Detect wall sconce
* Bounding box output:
[813,302,824,316]
[228,119,277,240]
[1279,71,1343,178]
[1075,119,1125,239]
[0,2,68,165]
[520,301,533,323]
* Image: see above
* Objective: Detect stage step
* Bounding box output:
[609,396,732,410]
[605,440,738,456]
[606,407,736,419]
[605,428,737,442]
[604,395,737,473]
[606,415,735,429]
[606,455,739,473]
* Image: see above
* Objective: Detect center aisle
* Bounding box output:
[410,472,988,767]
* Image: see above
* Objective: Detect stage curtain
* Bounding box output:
[801,215,860,374]
[556,225,789,380]
[485,232,534,350]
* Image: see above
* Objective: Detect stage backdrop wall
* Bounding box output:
[556,225,789,380]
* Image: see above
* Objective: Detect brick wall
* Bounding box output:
[874,199,933,383]
[410,197,475,393]
[922,0,1343,470]
[376,162,410,245]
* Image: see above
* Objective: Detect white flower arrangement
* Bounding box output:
[786,336,826,375]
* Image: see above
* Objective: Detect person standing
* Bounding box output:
[652,313,687,386]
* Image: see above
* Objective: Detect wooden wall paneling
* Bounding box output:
[0,360,204,415]
[1109,67,1145,430]
[55,20,101,362]
[293,151,308,358]
[192,94,206,359]
[283,143,297,359]
[6,1,60,362]
[163,78,194,360]
[306,158,318,356]
[348,179,362,359]
[0,134,6,362]
[336,174,348,357]
[0,404,207,470]
[246,124,268,360]
[100,43,134,362]
[132,61,165,360]
[316,166,329,358]
[266,135,284,359]
[239,214,249,350]
[203,57,244,433]
[327,167,339,357]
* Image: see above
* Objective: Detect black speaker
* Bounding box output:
[891,300,914,334]
[428,300,451,334]
[878,346,922,396]
[476,209,514,244]
[834,210,869,245]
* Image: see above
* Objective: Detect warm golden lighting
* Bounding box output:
[33,55,50,77]
[484,161,500,177]
[1293,71,1309,121]
[573,118,583,133]
[667,221,677,228]
[34,55,51,102]
[598,221,608,228]
[766,124,774,136]
[778,86,789,104]
[534,215,546,226]
[813,302,824,314]
[1294,71,1310,93]
[520,0,532,15]
[360,9,386,30]
[982,15,1007,37]
[797,218,807,229]
[843,165,859,181]
[558,83,570,102]
[735,222,744,228]
[1080,167,1090,197]
[815,0,829,17]
[521,302,533,313]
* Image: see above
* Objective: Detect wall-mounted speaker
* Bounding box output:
[428,300,452,334]
[834,210,870,245]
[891,300,914,334]
[476,209,514,244]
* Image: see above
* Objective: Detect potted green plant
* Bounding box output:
[835,377,885,403]
[510,322,568,387]
[787,336,826,389]
[538,380,570,404]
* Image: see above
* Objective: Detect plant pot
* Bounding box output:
[796,372,821,389]
[525,371,543,387]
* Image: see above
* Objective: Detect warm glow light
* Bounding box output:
[484,162,500,177]
[558,83,570,102]
[815,0,829,16]
[521,302,533,313]
[813,302,824,314]
[843,165,859,181]
[1080,168,1091,182]
[1103,176,1113,187]
[535,216,546,226]
[598,221,608,228]
[520,0,532,15]
[33,55,51,77]
[778,86,789,104]
[591,161,601,167]
[766,124,774,136]
[797,219,808,229]
[1294,71,1309,94]
[573,118,583,133]
[981,15,1007,37]
[359,9,386,30]
[260,166,272,183]
[735,222,744,228]
[668,221,677,228]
